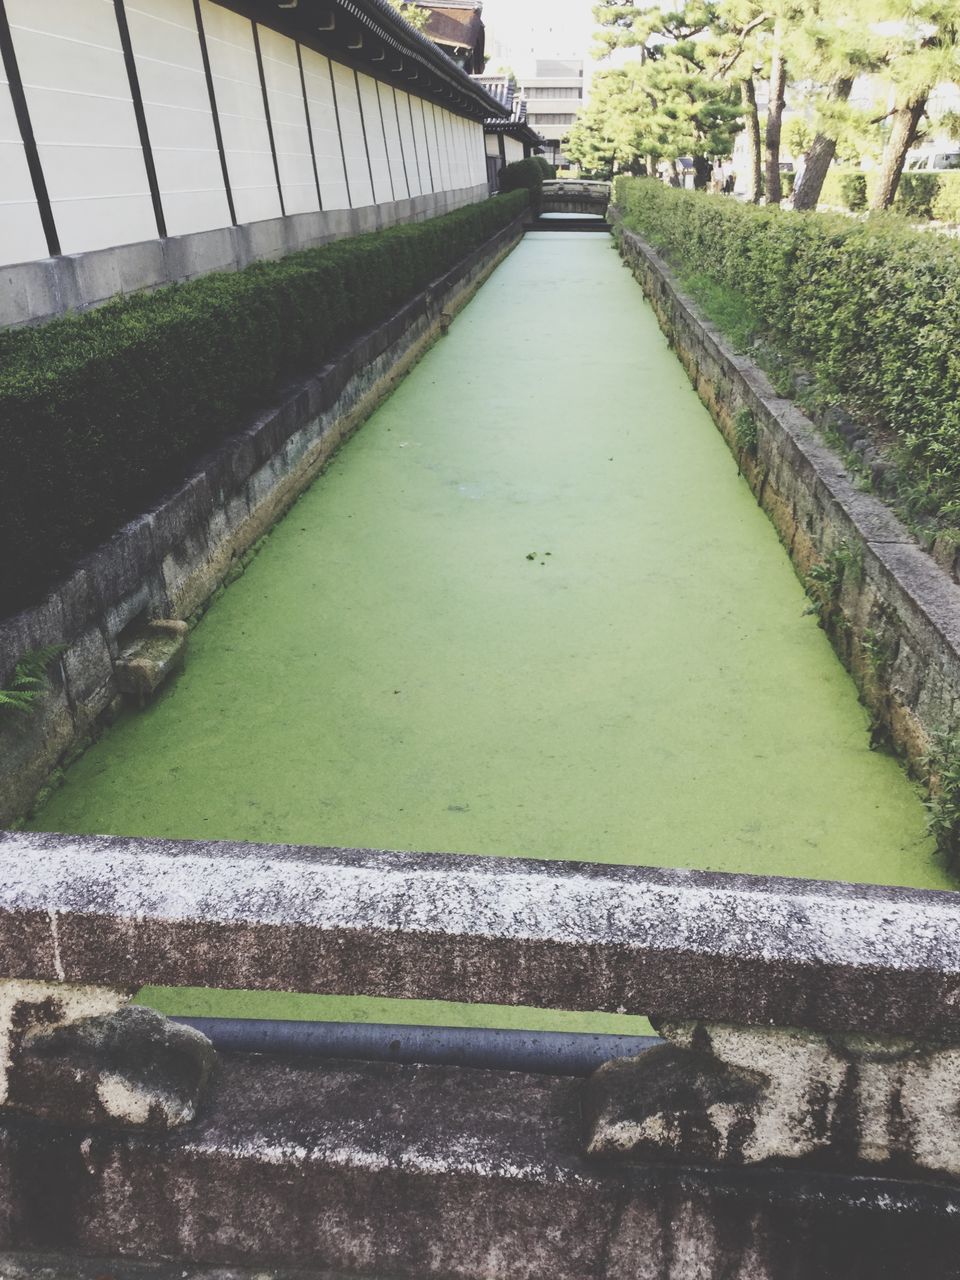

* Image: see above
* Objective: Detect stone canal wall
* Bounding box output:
[0,214,525,826]
[612,211,960,782]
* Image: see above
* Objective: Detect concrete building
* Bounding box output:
[0,0,505,321]
[473,73,545,189]
[517,59,584,168]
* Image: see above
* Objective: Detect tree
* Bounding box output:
[869,1,960,210]
[591,2,745,181]
[786,4,879,210]
[386,0,430,31]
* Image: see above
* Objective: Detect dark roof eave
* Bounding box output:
[338,0,507,116]
[484,121,546,146]
[238,0,508,119]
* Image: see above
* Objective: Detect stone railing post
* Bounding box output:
[0,978,214,1129]
[585,1017,960,1180]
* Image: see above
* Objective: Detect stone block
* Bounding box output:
[0,260,76,329]
[60,625,113,722]
[114,620,188,702]
[69,239,166,311]
[235,216,289,267]
[161,226,239,282]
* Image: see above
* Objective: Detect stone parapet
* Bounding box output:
[2,833,960,1267]
[1,1048,960,1276]
[1,831,960,1038]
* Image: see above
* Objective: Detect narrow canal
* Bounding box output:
[30,228,953,1034]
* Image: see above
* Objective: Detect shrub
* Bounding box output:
[613,177,960,520]
[932,172,960,222]
[898,172,940,219]
[0,192,528,614]
[839,172,867,212]
[782,171,797,196]
[499,157,547,212]
[532,156,557,178]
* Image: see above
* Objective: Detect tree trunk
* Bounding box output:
[740,77,762,203]
[764,34,787,205]
[871,96,927,210]
[692,155,712,189]
[791,77,854,212]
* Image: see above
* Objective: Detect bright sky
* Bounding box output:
[480,0,598,75]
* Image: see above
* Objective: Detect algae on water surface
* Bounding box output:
[30,231,952,1034]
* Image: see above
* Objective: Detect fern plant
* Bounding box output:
[0,645,63,718]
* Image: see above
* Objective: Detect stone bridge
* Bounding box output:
[540,179,611,217]
[1,829,960,1277]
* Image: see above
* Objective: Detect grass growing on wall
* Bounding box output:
[613,177,960,528]
[0,191,528,615]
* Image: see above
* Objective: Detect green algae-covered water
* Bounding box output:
[30,230,953,1034]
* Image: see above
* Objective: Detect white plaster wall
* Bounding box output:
[0,1,488,269]
[424,102,444,192]
[356,73,392,204]
[411,96,435,193]
[124,0,230,236]
[505,136,525,164]
[455,114,468,188]
[200,1,280,224]
[0,66,47,263]
[5,0,156,255]
[330,62,373,207]
[394,89,422,197]
[470,120,487,184]
[380,85,409,201]
[443,109,457,189]
[300,47,349,210]
[257,25,318,216]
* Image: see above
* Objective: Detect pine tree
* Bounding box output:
[868,1,960,209]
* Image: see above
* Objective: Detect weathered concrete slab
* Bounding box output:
[3,831,960,1036]
[1,1053,958,1278]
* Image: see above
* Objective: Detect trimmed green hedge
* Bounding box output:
[821,167,960,221]
[614,177,960,515]
[498,157,547,212]
[0,192,527,613]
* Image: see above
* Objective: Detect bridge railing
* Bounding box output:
[2,829,960,1271]
[0,829,955,1035]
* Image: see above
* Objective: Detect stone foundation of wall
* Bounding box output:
[0,184,491,329]
[612,212,960,787]
[0,214,524,826]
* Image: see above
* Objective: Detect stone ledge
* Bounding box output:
[0,1053,958,1278]
[611,212,960,777]
[0,185,491,330]
[3,831,960,1037]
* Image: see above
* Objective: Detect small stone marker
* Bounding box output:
[115,619,188,703]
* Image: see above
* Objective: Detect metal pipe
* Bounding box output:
[175,1017,660,1077]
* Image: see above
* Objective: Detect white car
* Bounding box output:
[906,151,960,172]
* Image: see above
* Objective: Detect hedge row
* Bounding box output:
[0,191,528,613]
[820,167,960,222]
[498,157,555,212]
[614,177,960,514]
